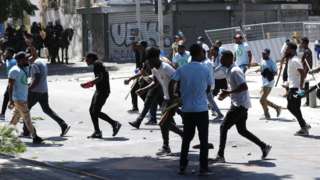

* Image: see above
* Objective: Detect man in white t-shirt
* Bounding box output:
[135,47,183,156]
[285,42,311,136]
[213,50,271,163]
[234,33,252,74]
[197,36,210,58]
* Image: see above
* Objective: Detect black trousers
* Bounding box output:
[1,86,9,115]
[131,81,140,109]
[161,99,183,147]
[90,91,117,132]
[218,105,266,157]
[287,88,307,128]
[180,111,209,170]
[136,86,163,123]
[23,92,67,133]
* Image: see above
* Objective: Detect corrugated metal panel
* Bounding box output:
[175,11,230,47]
[221,37,286,63]
[108,11,173,62]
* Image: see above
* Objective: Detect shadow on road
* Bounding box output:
[49,156,292,180]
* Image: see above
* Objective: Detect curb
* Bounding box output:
[0,153,110,180]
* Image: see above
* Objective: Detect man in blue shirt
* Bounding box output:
[257,49,281,120]
[8,52,43,144]
[172,44,213,175]
[0,48,16,120]
[172,43,190,68]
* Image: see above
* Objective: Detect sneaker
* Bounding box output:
[262,144,272,159]
[276,107,282,117]
[156,146,171,156]
[213,114,224,122]
[211,155,226,163]
[33,136,43,144]
[0,114,5,120]
[145,120,157,125]
[295,128,309,136]
[87,131,102,139]
[127,108,139,113]
[20,131,31,138]
[128,121,141,129]
[198,169,212,176]
[60,124,71,137]
[192,143,214,149]
[211,111,217,117]
[112,122,121,136]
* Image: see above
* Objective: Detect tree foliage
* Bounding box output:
[0,0,38,23]
[0,125,26,154]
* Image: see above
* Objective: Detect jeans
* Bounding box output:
[260,87,280,115]
[218,105,266,157]
[1,86,9,115]
[207,91,223,116]
[90,91,117,132]
[161,99,183,147]
[287,88,307,128]
[180,111,209,170]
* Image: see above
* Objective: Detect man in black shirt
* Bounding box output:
[81,53,121,138]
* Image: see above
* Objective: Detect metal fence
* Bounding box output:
[205,21,320,45]
[205,21,320,64]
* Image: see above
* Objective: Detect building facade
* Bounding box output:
[78,0,313,62]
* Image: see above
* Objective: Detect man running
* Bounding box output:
[213,50,271,163]
[136,47,183,155]
[81,53,121,138]
[285,42,311,136]
[8,52,43,144]
[257,48,281,120]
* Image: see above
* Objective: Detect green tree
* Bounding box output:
[0,0,38,23]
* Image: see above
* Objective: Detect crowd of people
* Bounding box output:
[0,21,73,64]
[0,28,318,176]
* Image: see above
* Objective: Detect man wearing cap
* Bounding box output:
[172,42,190,69]
[8,52,43,144]
[234,33,252,74]
[257,49,281,120]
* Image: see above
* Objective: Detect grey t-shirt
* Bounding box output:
[30,59,48,93]
[226,64,251,109]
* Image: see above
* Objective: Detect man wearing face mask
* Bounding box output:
[172,42,190,69]
[213,50,271,163]
[8,52,43,144]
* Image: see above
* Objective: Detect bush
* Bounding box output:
[0,125,26,154]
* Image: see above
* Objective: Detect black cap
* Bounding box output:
[262,48,270,54]
[15,51,26,61]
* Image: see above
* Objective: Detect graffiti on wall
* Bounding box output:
[110,21,171,62]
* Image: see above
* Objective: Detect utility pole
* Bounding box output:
[240,0,246,26]
[135,0,142,40]
[158,0,164,50]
